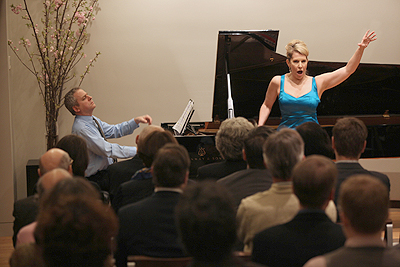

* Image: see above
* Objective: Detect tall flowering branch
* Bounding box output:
[8,0,100,150]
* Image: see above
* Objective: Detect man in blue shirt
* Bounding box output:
[64,87,152,190]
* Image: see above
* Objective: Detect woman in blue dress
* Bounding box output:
[258,30,377,129]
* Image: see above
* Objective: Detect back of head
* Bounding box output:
[292,155,337,209]
[9,243,43,267]
[216,117,255,160]
[152,143,190,188]
[138,130,178,167]
[64,87,80,116]
[263,128,304,180]
[244,125,275,169]
[339,174,389,234]
[39,148,72,176]
[36,168,73,200]
[176,181,236,263]
[136,125,164,147]
[56,134,88,177]
[332,117,367,159]
[296,122,334,159]
[285,39,309,60]
[35,177,117,267]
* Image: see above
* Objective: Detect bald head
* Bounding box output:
[37,168,73,199]
[39,148,72,176]
[136,125,164,151]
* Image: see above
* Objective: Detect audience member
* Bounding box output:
[9,243,43,267]
[218,126,275,210]
[106,125,164,199]
[332,117,390,205]
[237,129,337,252]
[296,122,334,158]
[56,134,89,177]
[196,117,254,181]
[12,148,73,247]
[115,143,190,266]
[252,155,346,267]
[176,181,265,267]
[112,130,178,212]
[304,174,400,267]
[34,177,117,267]
[38,148,73,176]
[64,87,152,191]
[16,169,73,246]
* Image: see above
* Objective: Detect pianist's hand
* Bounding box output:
[358,30,377,48]
[134,115,152,125]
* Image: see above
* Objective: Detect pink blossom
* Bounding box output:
[25,39,31,47]
[83,54,87,58]
[55,0,63,8]
[74,11,86,26]
[11,4,22,14]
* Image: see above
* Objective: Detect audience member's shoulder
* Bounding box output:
[14,195,38,207]
[303,255,326,267]
[239,190,267,206]
[369,170,391,189]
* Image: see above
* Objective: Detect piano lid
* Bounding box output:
[212,30,400,122]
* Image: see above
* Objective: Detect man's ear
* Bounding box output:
[242,149,247,162]
[361,140,367,153]
[72,105,80,114]
[331,136,336,150]
[68,165,73,175]
[136,135,140,145]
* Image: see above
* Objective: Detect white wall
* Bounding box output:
[0,0,15,236]
[3,0,400,235]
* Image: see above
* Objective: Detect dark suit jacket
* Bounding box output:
[217,168,273,210]
[115,190,185,267]
[252,211,346,267]
[196,159,247,181]
[12,195,39,247]
[335,162,391,204]
[111,177,155,213]
[106,154,144,199]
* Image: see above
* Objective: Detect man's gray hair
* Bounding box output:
[263,128,304,180]
[64,87,81,115]
[216,117,255,160]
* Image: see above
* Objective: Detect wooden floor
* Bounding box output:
[1,209,399,266]
[0,236,13,267]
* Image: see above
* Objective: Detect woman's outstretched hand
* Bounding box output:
[358,30,377,48]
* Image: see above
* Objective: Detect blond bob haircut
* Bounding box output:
[285,39,309,60]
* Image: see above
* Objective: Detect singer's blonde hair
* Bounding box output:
[285,39,309,60]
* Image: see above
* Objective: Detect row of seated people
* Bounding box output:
[12,116,396,267]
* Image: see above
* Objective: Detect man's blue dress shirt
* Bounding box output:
[72,115,139,176]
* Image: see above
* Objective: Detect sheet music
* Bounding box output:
[173,100,194,135]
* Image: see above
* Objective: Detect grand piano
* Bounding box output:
[163,30,400,178]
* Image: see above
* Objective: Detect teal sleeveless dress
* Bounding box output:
[278,75,320,129]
